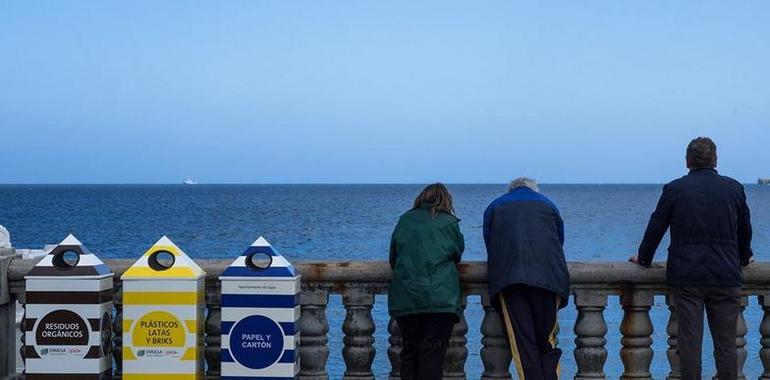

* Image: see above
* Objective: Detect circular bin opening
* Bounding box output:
[245,251,273,271]
[53,249,80,269]
[148,250,175,271]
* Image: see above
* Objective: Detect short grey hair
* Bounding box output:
[509,177,538,192]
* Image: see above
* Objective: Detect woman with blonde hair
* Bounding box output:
[388,183,465,380]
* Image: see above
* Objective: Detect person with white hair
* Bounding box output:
[483,177,569,380]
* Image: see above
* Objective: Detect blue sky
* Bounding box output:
[1,1,768,183]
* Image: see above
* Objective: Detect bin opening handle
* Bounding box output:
[245,251,273,271]
[148,250,176,271]
[52,249,80,269]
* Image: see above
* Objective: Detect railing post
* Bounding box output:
[574,289,608,380]
[342,288,375,380]
[444,295,468,379]
[759,294,770,380]
[480,292,512,380]
[299,289,330,380]
[0,249,18,378]
[387,317,401,380]
[205,279,222,378]
[665,294,680,380]
[620,289,654,380]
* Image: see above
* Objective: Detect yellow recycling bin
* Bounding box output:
[121,236,206,380]
[24,234,113,380]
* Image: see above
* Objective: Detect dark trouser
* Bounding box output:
[396,312,457,380]
[674,286,741,380]
[497,284,561,380]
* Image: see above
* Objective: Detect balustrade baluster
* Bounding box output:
[665,294,680,380]
[204,281,221,378]
[299,289,330,380]
[620,289,654,380]
[0,253,16,378]
[760,295,770,380]
[342,288,375,380]
[574,289,608,380]
[387,317,401,380]
[480,292,512,380]
[444,296,468,379]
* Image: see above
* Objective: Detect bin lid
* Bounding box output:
[121,236,205,280]
[25,234,112,279]
[220,236,297,279]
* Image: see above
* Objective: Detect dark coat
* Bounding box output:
[483,187,569,307]
[388,205,465,319]
[638,168,753,287]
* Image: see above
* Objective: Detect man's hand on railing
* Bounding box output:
[628,254,665,268]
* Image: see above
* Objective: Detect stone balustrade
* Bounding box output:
[2,253,770,379]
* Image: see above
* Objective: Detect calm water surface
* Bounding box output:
[2,184,768,378]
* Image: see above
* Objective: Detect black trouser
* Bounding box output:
[497,284,561,380]
[673,286,741,380]
[396,312,457,380]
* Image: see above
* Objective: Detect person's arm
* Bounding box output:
[636,184,674,266]
[452,221,465,263]
[737,185,754,266]
[483,202,495,248]
[389,223,400,269]
[555,209,565,247]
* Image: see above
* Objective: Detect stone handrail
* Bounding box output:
[2,255,770,379]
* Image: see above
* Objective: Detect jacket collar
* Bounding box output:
[419,203,435,210]
[688,168,718,175]
[416,203,460,221]
[508,186,533,193]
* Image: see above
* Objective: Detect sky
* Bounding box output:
[1,1,768,184]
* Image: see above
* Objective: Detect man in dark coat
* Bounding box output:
[483,177,569,380]
[630,137,753,380]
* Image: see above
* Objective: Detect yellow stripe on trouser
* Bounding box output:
[499,294,526,380]
[499,294,562,380]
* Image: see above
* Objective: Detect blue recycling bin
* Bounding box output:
[219,237,300,379]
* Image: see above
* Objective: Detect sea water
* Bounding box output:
[2,184,768,378]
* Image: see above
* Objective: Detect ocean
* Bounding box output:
[2,184,768,378]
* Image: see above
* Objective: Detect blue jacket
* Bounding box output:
[483,187,570,307]
[638,168,753,286]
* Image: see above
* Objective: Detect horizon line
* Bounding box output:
[0,181,741,186]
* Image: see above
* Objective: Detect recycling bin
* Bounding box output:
[219,236,301,379]
[121,236,206,380]
[24,234,114,380]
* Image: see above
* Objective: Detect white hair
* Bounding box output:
[509,177,539,192]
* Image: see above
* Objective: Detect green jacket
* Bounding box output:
[388,205,465,319]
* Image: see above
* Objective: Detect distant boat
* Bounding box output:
[759,178,770,186]
[183,178,199,185]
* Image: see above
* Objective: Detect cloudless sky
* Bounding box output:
[1,1,768,183]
